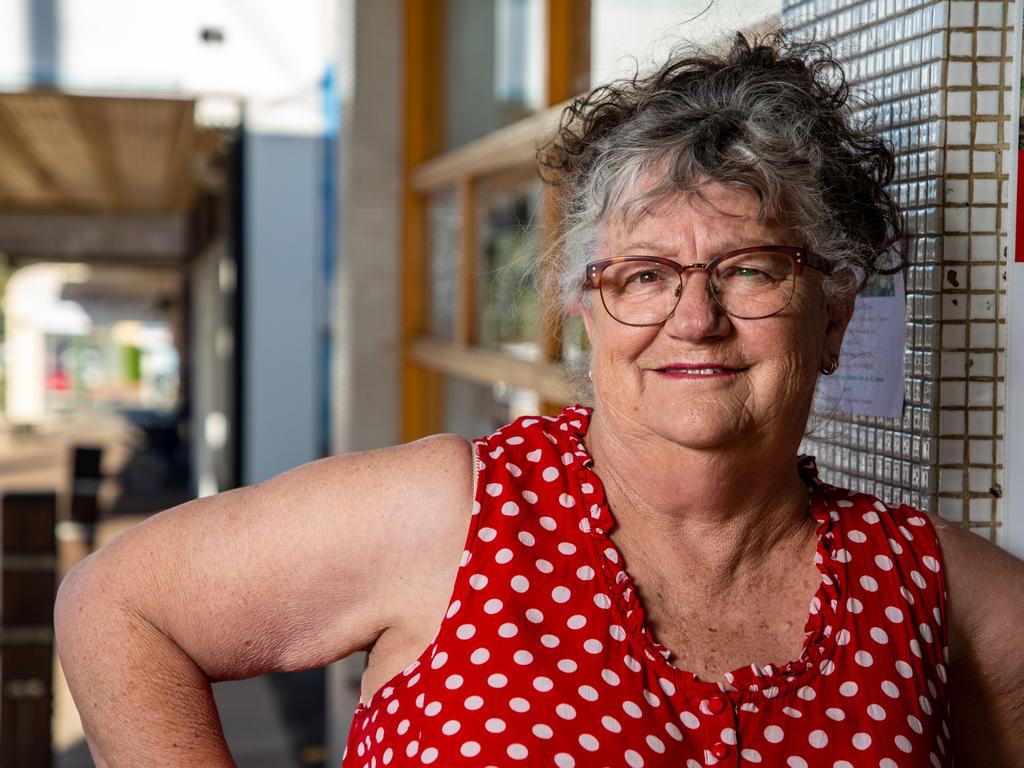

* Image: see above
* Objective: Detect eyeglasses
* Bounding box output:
[583,245,835,326]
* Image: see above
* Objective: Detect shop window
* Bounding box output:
[402,0,592,438]
[475,175,542,358]
[428,189,460,340]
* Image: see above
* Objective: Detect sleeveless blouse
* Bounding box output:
[343,406,952,767]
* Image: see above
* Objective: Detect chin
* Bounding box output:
[644,403,751,451]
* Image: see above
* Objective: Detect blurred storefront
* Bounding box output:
[0,0,339,499]
[0,91,236,495]
[0,2,338,763]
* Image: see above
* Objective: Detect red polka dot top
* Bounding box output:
[343,406,951,767]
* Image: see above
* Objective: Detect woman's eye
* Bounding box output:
[623,268,671,286]
[733,267,764,278]
[721,266,771,281]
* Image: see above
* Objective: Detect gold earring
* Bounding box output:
[819,354,840,376]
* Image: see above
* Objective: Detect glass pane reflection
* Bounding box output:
[476,180,542,358]
[428,189,459,341]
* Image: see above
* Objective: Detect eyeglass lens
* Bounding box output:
[599,251,798,324]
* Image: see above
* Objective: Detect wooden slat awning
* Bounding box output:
[0,91,230,262]
[0,91,220,217]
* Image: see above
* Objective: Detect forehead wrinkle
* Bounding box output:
[614,175,764,230]
[617,186,770,235]
[600,183,797,264]
[611,213,790,258]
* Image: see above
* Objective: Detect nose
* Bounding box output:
[662,269,731,341]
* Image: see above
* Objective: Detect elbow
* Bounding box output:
[54,546,178,667]
[54,551,133,658]
[54,554,98,654]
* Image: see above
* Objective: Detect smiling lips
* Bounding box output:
[655,363,745,377]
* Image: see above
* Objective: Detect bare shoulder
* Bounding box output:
[311,432,475,555]
[296,431,475,583]
[921,510,1024,656]
[921,510,1024,764]
[304,432,473,511]
[343,433,477,608]
[57,432,476,681]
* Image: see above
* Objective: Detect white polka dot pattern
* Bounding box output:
[342,407,951,766]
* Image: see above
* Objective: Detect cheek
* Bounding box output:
[797,307,830,361]
[789,325,829,391]
[747,316,824,378]
[590,323,658,369]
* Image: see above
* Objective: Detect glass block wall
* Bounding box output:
[787,0,1011,542]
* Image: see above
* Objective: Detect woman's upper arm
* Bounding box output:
[62,433,476,681]
[930,513,1024,763]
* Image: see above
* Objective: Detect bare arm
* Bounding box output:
[928,513,1024,766]
[54,434,474,768]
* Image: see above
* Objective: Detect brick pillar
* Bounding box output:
[56,446,102,581]
[0,492,57,768]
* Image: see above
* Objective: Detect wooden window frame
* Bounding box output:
[401,0,590,440]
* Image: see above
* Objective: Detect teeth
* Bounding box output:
[665,368,725,375]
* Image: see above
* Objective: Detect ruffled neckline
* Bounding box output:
[555,404,846,699]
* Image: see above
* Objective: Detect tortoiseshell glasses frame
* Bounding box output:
[582,245,836,326]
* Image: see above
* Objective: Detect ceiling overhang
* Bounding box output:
[0,212,190,263]
[0,90,228,262]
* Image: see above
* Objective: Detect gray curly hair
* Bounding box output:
[537,31,904,323]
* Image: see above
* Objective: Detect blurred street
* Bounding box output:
[0,410,324,767]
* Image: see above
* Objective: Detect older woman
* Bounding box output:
[56,33,1023,767]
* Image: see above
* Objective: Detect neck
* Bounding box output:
[584,407,816,592]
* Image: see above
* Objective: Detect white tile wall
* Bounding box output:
[978,1,1005,25]
[950,31,975,55]
[977,120,999,143]
[951,1,978,24]
[974,151,999,172]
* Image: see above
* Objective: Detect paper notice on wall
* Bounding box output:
[816,270,906,419]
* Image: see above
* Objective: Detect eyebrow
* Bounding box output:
[615,240,670,254]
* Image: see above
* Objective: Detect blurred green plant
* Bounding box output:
[478,185,541,355]
[123,344,143,382]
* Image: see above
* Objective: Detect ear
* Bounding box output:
[573,295,596,344]
[822,286,856,359]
